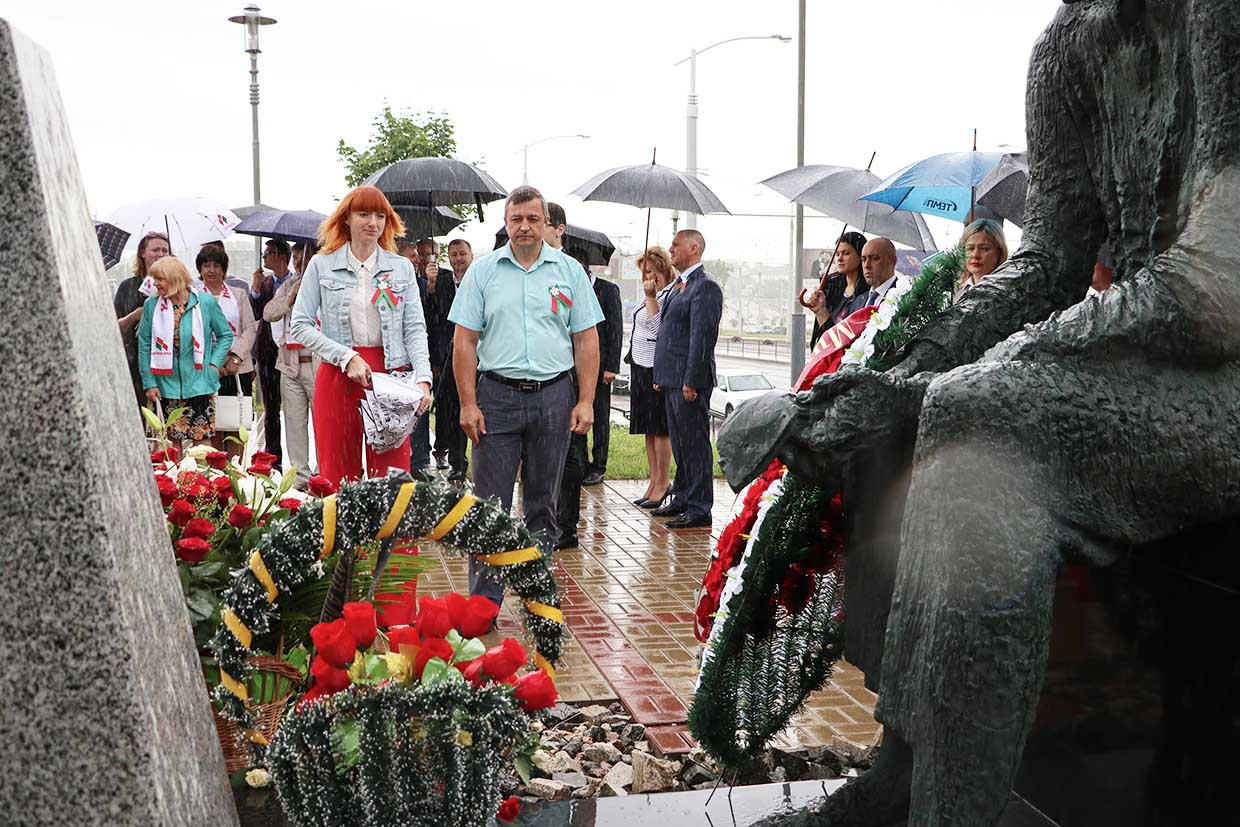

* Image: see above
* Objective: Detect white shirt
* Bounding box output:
[347,246,383,349]
[867,273,898,305]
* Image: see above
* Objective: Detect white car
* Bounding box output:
[711,371,777,419]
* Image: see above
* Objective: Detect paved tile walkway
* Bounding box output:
[416,478,881,755]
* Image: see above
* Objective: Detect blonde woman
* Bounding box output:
[137,257,233,446]
[954,219,1009,302]
[627,246,676,508]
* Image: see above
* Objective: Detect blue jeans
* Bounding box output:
[468,374,575,604]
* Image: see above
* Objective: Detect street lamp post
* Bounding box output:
[789,0,808,384]
[521,134,589,185]
[228,4,277,266]
[674,34,789,230]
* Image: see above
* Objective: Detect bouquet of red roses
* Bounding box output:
[268,592,555,827]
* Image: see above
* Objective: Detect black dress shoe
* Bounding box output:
[667,514,711,529]
[651,501,685,517]
[554,534,579,550]
[582,471,605,486]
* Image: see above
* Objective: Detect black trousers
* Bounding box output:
[256,359,282,466]
[434,359,469,478]
[558,432,589,539]
[589,379,611,473]
[664,387,713,519]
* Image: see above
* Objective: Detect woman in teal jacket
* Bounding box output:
[138,256,233,445]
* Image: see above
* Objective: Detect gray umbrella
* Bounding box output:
[231,203,283,220]
[572,161,729,215]
[976,152,1028,228]
[392,205,466,239]
[760,164,937,250]
[363,158,507,221]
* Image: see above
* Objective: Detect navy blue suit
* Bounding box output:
[653,265,723,520]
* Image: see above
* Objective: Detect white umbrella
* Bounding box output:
[105,197,240,256]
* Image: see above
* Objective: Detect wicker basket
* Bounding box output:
[211,656,305,775]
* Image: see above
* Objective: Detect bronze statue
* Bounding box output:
[722,1,1240,823]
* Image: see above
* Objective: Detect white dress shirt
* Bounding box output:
[347,246,384,349]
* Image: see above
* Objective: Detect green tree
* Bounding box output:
[337,106,459,186]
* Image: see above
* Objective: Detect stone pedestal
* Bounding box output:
[0,20,238,827]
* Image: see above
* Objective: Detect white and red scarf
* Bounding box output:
[150,296,204,376]
[210,284,241,335]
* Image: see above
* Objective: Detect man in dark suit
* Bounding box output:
[581,259,624,486]
[652,229,723,529]
[249,238,292,470]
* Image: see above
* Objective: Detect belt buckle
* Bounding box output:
[517,380,539,392]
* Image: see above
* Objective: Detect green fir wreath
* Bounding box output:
[210,474,565,747]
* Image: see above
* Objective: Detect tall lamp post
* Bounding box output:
[674,34,790,230]
[228,3,277,266]
[788,0,808,384]
[521,134,589,185]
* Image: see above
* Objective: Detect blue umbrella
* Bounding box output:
[233,209,328,245]
[860,151,1011,223]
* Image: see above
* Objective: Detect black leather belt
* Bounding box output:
[483,370,571,393]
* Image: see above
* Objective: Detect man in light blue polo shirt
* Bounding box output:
[450,185,603,607]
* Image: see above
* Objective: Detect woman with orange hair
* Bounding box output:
[290,185,432,484]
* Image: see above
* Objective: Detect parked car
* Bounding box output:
[710,371,777,419]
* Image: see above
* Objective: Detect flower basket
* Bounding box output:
[269,681,530,827]
[212,656,305,775]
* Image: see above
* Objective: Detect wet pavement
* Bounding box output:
[416,478,882,757]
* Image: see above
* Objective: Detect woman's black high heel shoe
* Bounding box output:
[640,491,670,510]
[632,496,652,507]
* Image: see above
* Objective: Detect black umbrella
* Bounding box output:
[393,205,466,239]
[94,221,131,270]
[363,158,507,221]
[494,223,616,266]
[233,209,328,245]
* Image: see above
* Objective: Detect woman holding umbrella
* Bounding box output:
[806,231,868,348]
[290,185,433,485]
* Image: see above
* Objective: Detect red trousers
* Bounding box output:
[313,345,417,626]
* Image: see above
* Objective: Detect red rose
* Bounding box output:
[513,669,557,712]
[450,593,500,639]
[227,504,254,527]
[150,449,165,464]
[182,517,217,540]
[414,596,454,640]
[166,445,180,462]
[310,618,357,668]
[342,601,378,649]
[496,796,520,823]
[387,625,421,656]
[414,637,455,678]
[252,451,278,466]
[278,497,301,515]
[310,655,351,693]
[155,475,178,507]
[174,536,211,564]
[307,475,338,498]
[460,658,485,686]
[180,471,210,500]
[205,451,229,470]
[481,638,527,682]
[212,476,235,502]
[247,462,273,477]
[167,499,194,527]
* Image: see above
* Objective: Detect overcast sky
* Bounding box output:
[3,0,1063,262]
